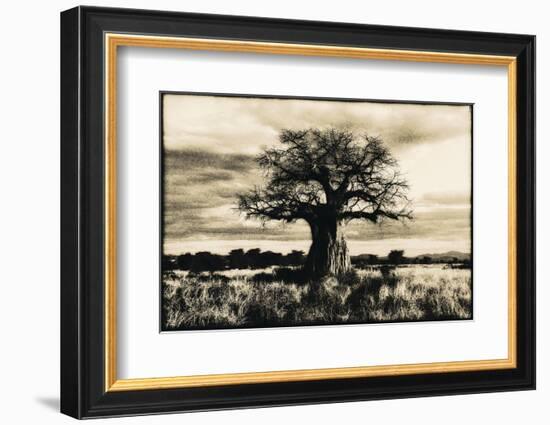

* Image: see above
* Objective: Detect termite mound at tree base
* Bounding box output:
[304,228,352,279]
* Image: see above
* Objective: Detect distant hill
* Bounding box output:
[350,251,471,265]
[352,251,470,261]
[415,251,471,262]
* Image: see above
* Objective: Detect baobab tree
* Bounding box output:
[238,128,412,278]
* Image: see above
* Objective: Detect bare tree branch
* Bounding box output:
[238,128,412,226]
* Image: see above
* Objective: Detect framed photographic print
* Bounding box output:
[60,6,535,419]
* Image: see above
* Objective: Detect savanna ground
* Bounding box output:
[162,265,472,331]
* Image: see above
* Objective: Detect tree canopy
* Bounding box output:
[238,128,412,227]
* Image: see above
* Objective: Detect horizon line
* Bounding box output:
[163,238,471,257]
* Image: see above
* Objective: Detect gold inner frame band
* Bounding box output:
[104,33,517,392]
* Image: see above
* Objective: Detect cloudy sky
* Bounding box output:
[162,94,472,257]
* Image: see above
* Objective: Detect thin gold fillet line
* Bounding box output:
[103,33,518,392]
[109,34,515,66]
[507,59,518,367]
[109,358,515,391]
[104,34,118,391]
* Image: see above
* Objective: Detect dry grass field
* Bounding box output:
[162,265,472,331]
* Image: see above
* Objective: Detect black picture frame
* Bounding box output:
[61,5,535,419]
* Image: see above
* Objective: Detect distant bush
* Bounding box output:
[165,249,307,272]
[164,249,473,271]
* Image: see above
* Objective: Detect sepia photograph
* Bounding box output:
[160,93,473,331]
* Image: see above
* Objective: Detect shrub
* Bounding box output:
[380,265,396,278]
[273,267,306,284]
[250,272,275,283]
[336,269,360,286]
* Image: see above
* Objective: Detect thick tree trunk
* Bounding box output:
[305,218,351,278]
